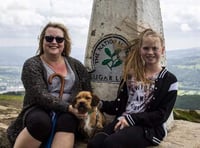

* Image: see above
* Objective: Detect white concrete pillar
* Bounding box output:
[84,0,173,129]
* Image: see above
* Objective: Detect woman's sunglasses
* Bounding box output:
[44,36,65,43]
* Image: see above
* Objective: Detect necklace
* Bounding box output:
[145,68,161,79]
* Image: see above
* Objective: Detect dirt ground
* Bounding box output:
[0,99,87,148]
[0,99,22,148]
[0,99,22,125]
[1,99,200,148]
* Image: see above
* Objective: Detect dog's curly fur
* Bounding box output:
[72,91,106,138]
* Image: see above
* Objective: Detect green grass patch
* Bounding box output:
[0,94,23,101]
[173,109,200,123]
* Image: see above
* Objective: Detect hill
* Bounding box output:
[175,95,200,110]
[0,47,200,109]
[166,47,200,94]
[0,47,200,92]
[0,46,36,66]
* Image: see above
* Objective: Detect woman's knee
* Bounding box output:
[25,108,52,141]
[56,113,78,132]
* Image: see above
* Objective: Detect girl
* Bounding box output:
[87,29,178,148]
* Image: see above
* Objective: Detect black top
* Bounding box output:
[101,67,178,144]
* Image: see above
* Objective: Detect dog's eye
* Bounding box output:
[76,96,81,99]
[85,96,91,100]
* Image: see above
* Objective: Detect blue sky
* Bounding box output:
[0,0,199,59]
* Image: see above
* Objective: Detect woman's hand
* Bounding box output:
[114,116,129,132]
[68,105,88,119]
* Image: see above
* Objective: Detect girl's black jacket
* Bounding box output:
[100,67,178,144]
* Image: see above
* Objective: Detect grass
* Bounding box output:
[173,108,200,123]
[0,94,23,101]
[0,94,23,108]
[0,94,200,123]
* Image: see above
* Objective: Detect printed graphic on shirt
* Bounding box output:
[125,76,156,114]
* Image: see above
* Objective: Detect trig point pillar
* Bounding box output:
[84,0,173,129]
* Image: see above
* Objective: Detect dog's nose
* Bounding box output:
[78,101,87,114]
[79,102,85,105]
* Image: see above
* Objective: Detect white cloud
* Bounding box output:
[0,0,199,52]
[160,0,200,30]
[180,24,192,32]
[0,0,41,25]
[1,10,45,26]
[0,0,93,49]
[160,0,200,49]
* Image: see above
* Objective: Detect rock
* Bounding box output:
[75,120,200,148]
[155,120,200,148]
[0,128,11,148]
[0,104,21,148]
[1,103,200,148]
[1,119,200,148]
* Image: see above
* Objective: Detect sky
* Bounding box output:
[0,0,200,60]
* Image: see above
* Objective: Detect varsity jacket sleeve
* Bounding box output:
[125,71,178,128]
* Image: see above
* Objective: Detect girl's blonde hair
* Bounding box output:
[122,28,164,84]
[37,22,71,56]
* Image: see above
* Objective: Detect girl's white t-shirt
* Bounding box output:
[123,74,158,115]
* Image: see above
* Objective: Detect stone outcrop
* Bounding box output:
[150,120,200,148]
[0,128,10,148]
[75,120,200,148]
[1,104,200,148]
[0,104,20,148]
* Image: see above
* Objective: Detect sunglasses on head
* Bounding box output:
[44,36,65,43]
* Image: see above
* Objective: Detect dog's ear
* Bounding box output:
[91,94,100,106]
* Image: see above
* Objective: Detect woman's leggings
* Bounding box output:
[25,107,79,142]
[87,120,154,148]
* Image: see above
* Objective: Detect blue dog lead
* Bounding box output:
[45,112,57,148]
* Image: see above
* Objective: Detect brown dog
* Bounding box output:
[72,91,106,138]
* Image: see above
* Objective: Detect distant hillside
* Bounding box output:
[166,47,200,94]
[0,46,36,66]
[0,47,200,109]
[0,46,84,66]
[175,95,200,110]
[0,46,200,93]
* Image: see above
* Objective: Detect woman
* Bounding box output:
[87,29,178,148]
[7,22,91,148]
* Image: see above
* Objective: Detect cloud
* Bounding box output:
[0,0,93,48]
[160,0,200,49]
[180,24,192,32]
[160,0,200,32]
[0,0,44,26]
[0,0,199,51]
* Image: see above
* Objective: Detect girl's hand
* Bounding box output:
[68,105,88,119]
[114,116,129,132]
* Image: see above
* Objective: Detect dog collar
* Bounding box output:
[88,109,93,114]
